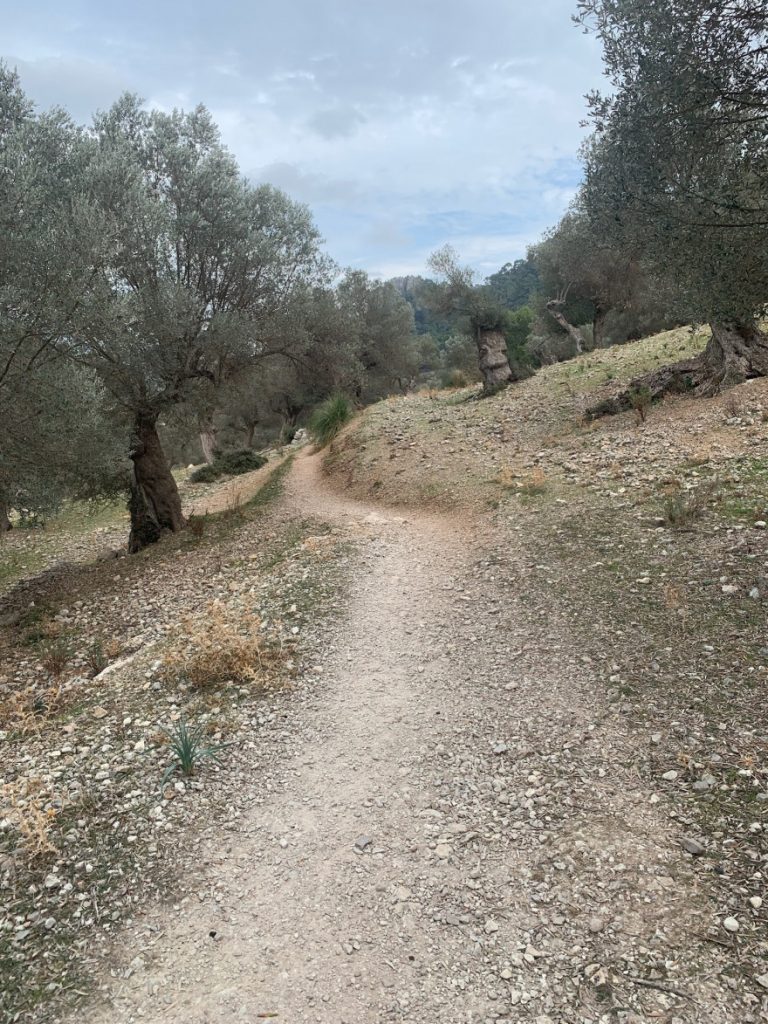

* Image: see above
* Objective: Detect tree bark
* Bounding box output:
[0,500,11,532]
[586,321,768,418]
[198,413,218,464]
[592,305,609,349]
[546,299,586,354]
[128,410,187,553]
[476,328,514,394]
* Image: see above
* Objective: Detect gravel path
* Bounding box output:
[72,450,750,1023]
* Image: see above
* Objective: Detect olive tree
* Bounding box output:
[426,246,527,393]
[336,271,418,400]
[577,0,768,409]
[0,65,124,529]
[76,95,324,550]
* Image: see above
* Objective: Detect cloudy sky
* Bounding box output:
[3,0,604,280]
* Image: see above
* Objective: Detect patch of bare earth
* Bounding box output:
[43,449,757,1023]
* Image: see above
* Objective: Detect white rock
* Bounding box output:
[723,916,739,932]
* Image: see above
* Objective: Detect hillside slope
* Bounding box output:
[325,325,768,998]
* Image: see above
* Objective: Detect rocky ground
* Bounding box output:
[0,456,354,1021]
[1,329,767,1022]
[48,451,764,1023]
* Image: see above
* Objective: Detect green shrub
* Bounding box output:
[309,394,353,447]
[189,463,220,483]
[216,448,267,475]
[189,449,267,484]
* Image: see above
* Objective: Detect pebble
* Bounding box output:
[723,916,739,933]
[682,837,705,856]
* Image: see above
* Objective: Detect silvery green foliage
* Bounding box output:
[336,270,418,400]
[0,65,125,518]
[2,360,126,520]
[77,94,327,419]
[577,0,768,325]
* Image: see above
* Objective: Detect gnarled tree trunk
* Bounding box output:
[697,321,768,394]
[546,299,586,354]
[587,321,768,418]
[198,412,218,464]
[244,419,257,448]
[128,410,186,553]
[476,328,514,394]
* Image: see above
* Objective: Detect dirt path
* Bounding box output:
[72,450,747,1023]
[183,454,288,517]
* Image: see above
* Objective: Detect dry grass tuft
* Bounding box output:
[0,682,66,734]
[162,601,287,690]
[1,778,58,860]
[496,465,518,489]
[662,479,719,528]
[516,467,548,496]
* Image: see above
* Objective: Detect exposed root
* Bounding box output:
[586,322,768,419]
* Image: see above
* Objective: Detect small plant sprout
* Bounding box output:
[86,641,109,676]
[160,717,231,788]
[628,385,652,423]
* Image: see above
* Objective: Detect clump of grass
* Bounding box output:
[85,641,109,676]
[161,602,286,690]
[186,514,207,538]
[309,394,353,447]
[39,636,70,676]
[662,479,718,528]
[516,467,548,497]
[160,717,231,786]
[496,465,517,489]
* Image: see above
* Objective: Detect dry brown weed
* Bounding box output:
[162,601,287,690]
[1,778,58,860]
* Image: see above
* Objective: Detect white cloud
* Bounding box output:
[3,0,604,276]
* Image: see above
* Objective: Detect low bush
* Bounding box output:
[189,448,267,484]
[629,385,652,423]
[189,463,219,483]
[309,394,353,447]
[215,448,267,475]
